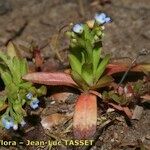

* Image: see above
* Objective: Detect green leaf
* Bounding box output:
[71,70,89,91]
[12,57,22,83]
[37,86,47,96]
[68,54,82,74]
[93,47,101,75]
[21,99,26,105]
[108,91,128,105]
[0,95,7,109]
[1,71,13,87]
[81,63,93,86]
[76,37,85,48]
[19,82,32,89]
[0,51,11,69]
[85,40,93,62]
[0,51,21,84]
[20,58,28,76]
[94,54,110,83]
[13,101,23,114]
[81,52,85,65]
[84,24,92,41]
[6,83,18,99]
[91,75,113,90]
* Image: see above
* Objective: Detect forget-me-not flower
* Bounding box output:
[30,98,40,109]
[73,24,83,34]
[13,124,18,130]
[2,116,14,129]
[94,13,111,25]
[26,92,33,100]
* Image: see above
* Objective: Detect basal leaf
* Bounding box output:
[12,57,21,84]
[106,63,150,75]
[19,82,32,89]
[85,40,93,61]
[1,71,13,87]
[73,93,97,139]
[81,52,85,65]
[71,70,89,91]
[0,95,7,110]
[93,47,101,75]
[91,75,113,90]
[23,72,78,88]
[133,64,150,74]
[6,83,18,99]
[95,54,110,83]
[0,51,21,84]
[81,63,93,86]
[0,51,11,69]
[20,58,28,76]
[68,54,82,74]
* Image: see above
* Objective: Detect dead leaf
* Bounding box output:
[50,91,73,102]
[141,94,150,103]
[33,47,43,69]
[109,103,133,118]
[6,42,21,58]
[41,113,70,130]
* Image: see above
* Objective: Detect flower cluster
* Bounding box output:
[26,92,40,109]
[1,92,40,130]
[72,12,111,34]
[67,12,112,90]
[2,116,26,130]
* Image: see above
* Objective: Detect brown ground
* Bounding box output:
[0,0,150,150]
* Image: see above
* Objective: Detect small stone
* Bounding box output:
[50,101,55,104]
[145,135,150,140]
[132,105,143,120]
[107,108,115,113]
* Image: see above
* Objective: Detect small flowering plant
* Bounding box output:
[0,42,46,130]
[23,13,113,139]
[67,12,112,91]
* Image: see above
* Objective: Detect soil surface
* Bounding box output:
[0,0,149,150]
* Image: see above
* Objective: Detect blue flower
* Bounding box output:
[26,92,33,100]
[13,124,18,130]
[94,13,111,25]
[2,116,14,129]
[30,98,40,109]
[73,24,83,34]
